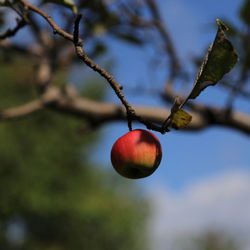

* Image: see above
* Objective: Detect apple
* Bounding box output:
[111,129,162,179]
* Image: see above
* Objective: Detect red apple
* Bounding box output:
[111,129,162,179]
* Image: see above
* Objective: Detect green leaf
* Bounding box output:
[171,109,192,129]
[188,19,238,100]
[43,0,78,14]
[163,97,192,130]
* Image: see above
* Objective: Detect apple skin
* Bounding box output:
[111,129,162,179]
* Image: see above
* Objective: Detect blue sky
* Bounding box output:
[90,2,250,247]
[90,0,250,193]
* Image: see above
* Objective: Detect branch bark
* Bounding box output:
[2,1,249,136]
[19,0,169,132]
[1,86,249,135]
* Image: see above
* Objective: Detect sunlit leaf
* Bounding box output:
[188,19,238,100]
[171,109,192,129]
[163,97,192,131]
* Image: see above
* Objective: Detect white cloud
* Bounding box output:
[147,171,250,250]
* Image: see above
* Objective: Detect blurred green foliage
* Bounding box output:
[0,59,147,250]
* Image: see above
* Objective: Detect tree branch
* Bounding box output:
[5,1,249,136]
[0,86,249,135]
[162,85,250,134]
[0,86,60,119]
[19,0,169,132]
[145,0,181,81]
[20,0,76,42]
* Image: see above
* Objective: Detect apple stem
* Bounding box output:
[127,114,133,131]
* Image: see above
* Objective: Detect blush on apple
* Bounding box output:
[111,129,162,179]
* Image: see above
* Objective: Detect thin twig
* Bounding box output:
[19,0,168,132]
[73,14,83,46]
[20,0,77,42]
[145,0,181,81]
